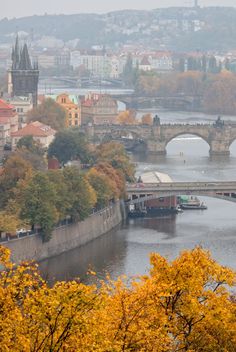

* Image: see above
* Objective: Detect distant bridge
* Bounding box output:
[84,118,236,156]
[111,94,201,109]
[39,76,123,88]
[126,181,236,204]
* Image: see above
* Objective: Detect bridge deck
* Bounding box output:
[127,181,236,194]
[126,182,236,204]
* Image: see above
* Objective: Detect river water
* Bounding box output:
[39,110,236,284]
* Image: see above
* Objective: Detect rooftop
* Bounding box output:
[140,171,173,184]
[11,121,56,138]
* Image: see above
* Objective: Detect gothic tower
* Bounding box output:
[8,36,39,107]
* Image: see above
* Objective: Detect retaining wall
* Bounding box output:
[4,202,123,264]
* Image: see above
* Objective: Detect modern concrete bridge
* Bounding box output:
[126,181,236,204]
[84,117,236,155]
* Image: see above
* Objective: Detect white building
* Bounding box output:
[7,96,33,127]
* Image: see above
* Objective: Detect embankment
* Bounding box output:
[4,202,124,264]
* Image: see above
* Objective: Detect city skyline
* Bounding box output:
[1,0,236,19]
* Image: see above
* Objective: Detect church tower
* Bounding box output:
[8,36,39,107]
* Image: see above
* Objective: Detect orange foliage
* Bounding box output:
[141,113,152,125]
[117,110,137,125]
[0,246,235,351]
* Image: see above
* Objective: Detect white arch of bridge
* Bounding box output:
[164,132,210,149]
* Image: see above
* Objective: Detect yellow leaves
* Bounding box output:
[117,110,137,125]
[0,211,22,234]
[0,245,235,351]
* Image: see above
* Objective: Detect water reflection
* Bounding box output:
[39,133,236,284]
[40,226,128,285]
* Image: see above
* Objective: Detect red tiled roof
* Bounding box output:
[0,99,15,110]
[11,121,56,138]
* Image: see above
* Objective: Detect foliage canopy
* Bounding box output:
[0,246,235,351]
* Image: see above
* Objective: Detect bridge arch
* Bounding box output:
[164,132,210,155]
[165,132,210,148]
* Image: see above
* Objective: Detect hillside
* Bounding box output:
[1,7,236,51]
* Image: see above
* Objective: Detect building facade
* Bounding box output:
[81,93,118,125]
[7,96,33,127]
[0,99,18,147]
[45,93,81,127]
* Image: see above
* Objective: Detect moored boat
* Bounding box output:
[180,202,207,210]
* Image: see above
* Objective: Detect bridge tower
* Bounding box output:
[8,36,39,107]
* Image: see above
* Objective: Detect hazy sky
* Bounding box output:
[2,0,236,19]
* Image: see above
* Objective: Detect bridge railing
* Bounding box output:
[126,181,236,192]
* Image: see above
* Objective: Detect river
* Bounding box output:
[39,110,236,284]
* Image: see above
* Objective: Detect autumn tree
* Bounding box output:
[141,113,152,125]
[27,98,67,131]
[94,162,125,198]
[0,154,32,209]
[117,110,137,125]
[0,211,21,235]
[87,168,114,208]
[203,71,236,114]
[136,73,161,96]
[95,142,135,182]
[0,246,235,351]
[99,247,236,351]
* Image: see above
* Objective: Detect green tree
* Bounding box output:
[16,135,47,171]
[17,135,43,153]
[63,167,96,221]
[48,129,91,165]
[27,98,66,131]
[47,170,72,221]
[20,172,58,241]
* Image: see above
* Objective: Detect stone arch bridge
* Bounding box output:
[126,181,236,205]
[83,119,236,155]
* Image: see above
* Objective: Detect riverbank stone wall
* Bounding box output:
[4,202,123,264]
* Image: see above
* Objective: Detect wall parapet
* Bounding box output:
[3,202,123,264]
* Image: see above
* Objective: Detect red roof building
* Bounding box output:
[11,121,56,148]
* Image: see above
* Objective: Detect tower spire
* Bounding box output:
[19,43,32,70]
[12,34,20,69]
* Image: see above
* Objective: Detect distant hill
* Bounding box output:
[1,7,236,51]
